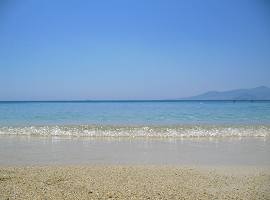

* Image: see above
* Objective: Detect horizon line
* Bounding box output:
[0,99,269,103]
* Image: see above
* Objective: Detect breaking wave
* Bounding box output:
[0,125,270,138]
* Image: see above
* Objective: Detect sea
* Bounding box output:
[0,100,270,138]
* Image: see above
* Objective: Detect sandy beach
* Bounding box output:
[0,136,269,199]
[0,165,269,200]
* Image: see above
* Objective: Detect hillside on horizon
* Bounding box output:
[180,86,270,100]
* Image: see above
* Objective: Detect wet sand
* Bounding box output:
[0,136,269,199]
[0,165,269,200]
[0,136,269,166]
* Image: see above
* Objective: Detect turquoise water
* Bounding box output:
[0,101,270,137]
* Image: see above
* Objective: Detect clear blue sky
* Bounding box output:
[0,0,270,100]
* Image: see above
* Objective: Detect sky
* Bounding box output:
[0,0,270,100]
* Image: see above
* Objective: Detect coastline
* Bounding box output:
[1,124,270,137]
[0,134,269,199]
[1,135,269,166]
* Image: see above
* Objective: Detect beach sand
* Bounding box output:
[0,165,269,200]
[0,136,269,199]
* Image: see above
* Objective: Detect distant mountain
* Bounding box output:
[181,86,270,100]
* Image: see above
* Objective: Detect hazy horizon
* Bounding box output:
[0,85,268,101]
[1,0,270,100]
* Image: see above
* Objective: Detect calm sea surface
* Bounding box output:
[0,101,270,137]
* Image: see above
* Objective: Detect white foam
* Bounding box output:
[0,125,269,138]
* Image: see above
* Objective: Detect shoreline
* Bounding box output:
[1,124,270,138]
[0,135,269,166]
[1,135,269,199]
[1,165,269,199]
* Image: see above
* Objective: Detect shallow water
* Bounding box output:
[1,101,270,138]
[1,101,270,126]
[1,101,269,166]
[0,136,269,166]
